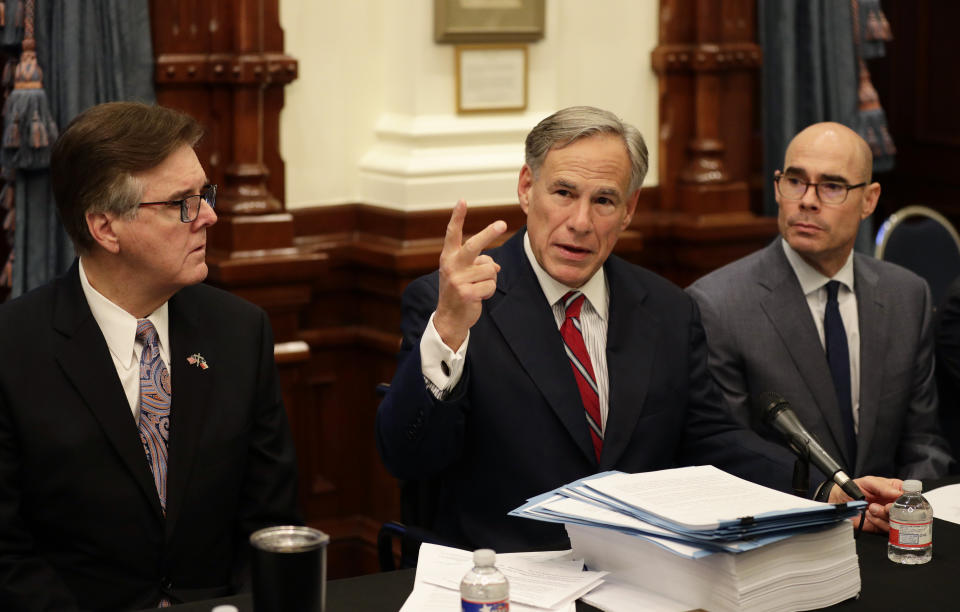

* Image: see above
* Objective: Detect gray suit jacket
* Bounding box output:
[687,240,952,479]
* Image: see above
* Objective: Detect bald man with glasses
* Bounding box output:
[688,122,953,492]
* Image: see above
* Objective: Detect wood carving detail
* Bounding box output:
[651,43,761,73]
[155,52,298,85]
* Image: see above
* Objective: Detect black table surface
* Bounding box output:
[162,515,958,611]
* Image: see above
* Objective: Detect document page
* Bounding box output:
[399,583,576,612]
[415,544,606,609]
[584,465,825,529]
[924,483,960,525]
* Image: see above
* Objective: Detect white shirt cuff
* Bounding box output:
[420,311,468,399]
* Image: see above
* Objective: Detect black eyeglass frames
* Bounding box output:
[138,184,217,223]
[774,172,865,206]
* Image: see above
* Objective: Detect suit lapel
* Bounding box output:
[756,243,853,468]
[853,256,884,473]
[164,289,214,538]
[53,263,163,519]
[489,232,598,465]
[601,258,655,469]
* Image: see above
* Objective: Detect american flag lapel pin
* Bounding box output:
[187,353,209,370]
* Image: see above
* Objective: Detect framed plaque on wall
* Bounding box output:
[455,44,528,113]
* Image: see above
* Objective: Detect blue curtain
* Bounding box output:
[759,0,874,254]
[7,0,155,297]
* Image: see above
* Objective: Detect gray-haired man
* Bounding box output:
[376,107,901,553]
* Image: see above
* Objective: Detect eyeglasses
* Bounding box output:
[138,184,217,223]
[774,172,865,206]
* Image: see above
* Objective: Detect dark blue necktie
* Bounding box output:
[824,280,857,469]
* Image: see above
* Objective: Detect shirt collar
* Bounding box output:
[523,231,608,320]
[78,257,170,367]
[780,238,855,296]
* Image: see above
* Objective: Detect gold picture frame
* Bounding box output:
[455,44,528,114]
[435,0,545,43]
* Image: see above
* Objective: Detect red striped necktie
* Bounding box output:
[560,291,603,462]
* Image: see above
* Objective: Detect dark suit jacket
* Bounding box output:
[0,262,300,611]
[934,275,960,469]
[688,240,953,479]
[376,230,798,553]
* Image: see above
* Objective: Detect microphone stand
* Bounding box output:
[792,458,809,497]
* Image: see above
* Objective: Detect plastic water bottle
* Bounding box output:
[888,479,933,564]
[460,548,509,611]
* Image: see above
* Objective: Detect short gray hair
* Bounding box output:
[524,106,649,194]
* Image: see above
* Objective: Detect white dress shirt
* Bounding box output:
[781,240,861,431]
[420,232,611,432]
[78,258,171,422]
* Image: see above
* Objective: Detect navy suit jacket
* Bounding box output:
[0,262,300,611]
[376,230,797,552]
[688,240,953,479]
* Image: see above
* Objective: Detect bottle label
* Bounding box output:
[461,599,509,611]
[889,518,932,548]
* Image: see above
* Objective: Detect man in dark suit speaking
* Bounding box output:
[0,102,300,610]
[376,107,900,553]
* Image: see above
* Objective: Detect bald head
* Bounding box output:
[776,121,881,278]
[785,122,874,183]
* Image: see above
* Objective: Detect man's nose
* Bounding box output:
[567,198,592,232]
[799,183,821,210]
[195,199,218,227]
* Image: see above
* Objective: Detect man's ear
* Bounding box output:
[860,182,881,220]
[620,189,641,230]
[518,165,533,215]
[86,212,121,254]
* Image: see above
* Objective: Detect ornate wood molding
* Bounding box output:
[651,43,761,73]
[155,52,298,85]
[150,1,296,217]
[651,0,777,266]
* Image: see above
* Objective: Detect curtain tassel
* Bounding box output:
[1,0,59,170]
[3,112,19,148]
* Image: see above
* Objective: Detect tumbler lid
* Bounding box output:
[250,525,329,553]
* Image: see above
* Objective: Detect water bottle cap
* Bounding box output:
[902,479,922,493]
[473,548,496,566]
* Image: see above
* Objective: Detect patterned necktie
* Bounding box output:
[824,281,857,468]
[136,319,171,513]
[560,291,603,462]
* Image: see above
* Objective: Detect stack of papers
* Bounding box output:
[570,521,858,612]
[399,544,608,612]
[511,465,866,612]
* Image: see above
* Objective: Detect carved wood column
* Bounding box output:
[150,1,309,256]
[635,0,777,286]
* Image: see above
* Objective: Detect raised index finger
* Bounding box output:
[443,199,468,253]
[459,218,507,262]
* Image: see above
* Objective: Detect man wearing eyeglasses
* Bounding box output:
[0,102,300,611]
[688,122,953,490]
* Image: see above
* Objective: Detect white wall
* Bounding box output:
[279,0,659,211]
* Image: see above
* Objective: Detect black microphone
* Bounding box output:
[757,392,864,501]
